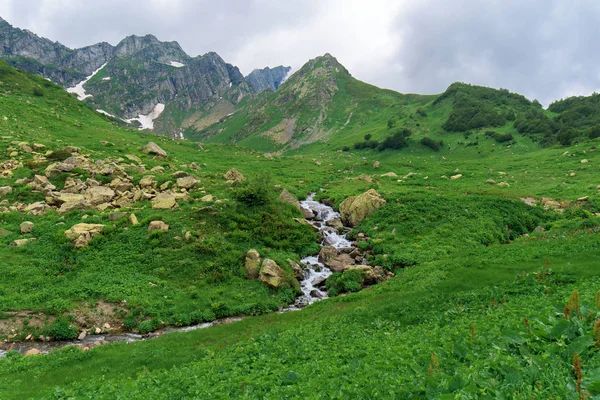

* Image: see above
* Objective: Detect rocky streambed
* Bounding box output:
[1,191,387,357]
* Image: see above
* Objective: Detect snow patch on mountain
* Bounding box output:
[125,103,165,130]
[168,61,186,68]
[66,63,107,101]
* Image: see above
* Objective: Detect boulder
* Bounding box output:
[20,221,34,234]
[142,142,167,157]
[139,175,156,188]
[245,249,261,279]
[327,253,355,272]
[288,259,304,281]
[152,193,177,209]
[326,218,343,230]
[64,223,104,248]
[278,189,300,208]
[86,186,115,206]
[176,175,199,189]
[224,168,245,183]
[25,202,47,215]
[0,186,12,197]
[129,213,139,225]
[148,221,169,232]
[24,349,41,356]
[301,207,315,219]
[200,194,214,202]
[318,245,339,266]
[373,161,380,168]
[10,238,37,247]
[338,189,386,227]
[259,259,286,289]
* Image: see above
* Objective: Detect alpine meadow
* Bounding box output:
[0,8,599,400]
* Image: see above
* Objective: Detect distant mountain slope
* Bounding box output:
[195,54,431,151]
[0,17,278,138]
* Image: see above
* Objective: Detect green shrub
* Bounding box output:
[326,270,365,296]
[416,107,427,117]
[233,173,274,207]
[494,132,513,143]
[47,149,73,162]
[137,319,160,334]
[47,318,78,340]
[32,86,44,97]
[420,137,441,151]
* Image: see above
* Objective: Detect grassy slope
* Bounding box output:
[1,61,600,398]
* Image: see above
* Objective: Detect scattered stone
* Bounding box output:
[200,194,214,202]
[485,179,496,184]
[569,172,576,177]
[581,159,589,164]
[326,218,343,230]
[301,207,315,219]
[189,162,201,171]
[176,175,199,189]
[496,181,510,187]
[339,189,386,227]
[10,238,37,247]
[152,193,177,209]
[184,231,193,241]
[64,223,104,248]
[450,174,463,180]
[78,330,87,341]
[224,168,245,183]
[141,142,167,157]
[577,196,589,202]
[245,249,262,279]
[148,221,169,232]
[108,212,127,221]
[288,259,304,280]
[129,213,139,225]
[150,166,165,173]
[373,161,380,168]
[0,186,13,197]
[380,172,397,177]
[534,226,545,232]
[139,175,156,188]
[278,189,300,208]
[20,221,34,234]
[171,171,189,178]
[24,349,41,356]
[95,327,102,334]
[259,259,285,289]
[25,202,47,215]
[86,186,115,206]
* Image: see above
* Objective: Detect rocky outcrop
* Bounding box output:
[64,223,104,248]
[245,66,291,93]
[278,189,300,208]
[259,259,286,289]
[339,189,386,227]
[244,249,261,279]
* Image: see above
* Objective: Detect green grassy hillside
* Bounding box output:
[1,61,600,399]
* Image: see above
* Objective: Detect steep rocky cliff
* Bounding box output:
[245,66,291,93]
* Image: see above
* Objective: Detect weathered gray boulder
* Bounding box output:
[10,238,37,247]
[224,168,245,183]
[20,221,34,234]
[152,193,177,209]
[142,142,167,157]
[245,249,261,279]
[176,175,199,189]
[148,221,169,232]
[86,186,115,206]
[64,223,104,248]
[259,259,286,289]
[339,189,386,227]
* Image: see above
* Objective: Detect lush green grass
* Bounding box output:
[1,60,600,399]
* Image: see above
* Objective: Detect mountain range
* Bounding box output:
[2,15,600,151]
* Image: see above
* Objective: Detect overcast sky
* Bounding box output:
[1,0,598,105]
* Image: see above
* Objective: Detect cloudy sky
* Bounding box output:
[1,0,597,105]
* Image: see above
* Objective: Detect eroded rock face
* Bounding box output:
[259,259,285,289]
[245,249,261,279]
[64,223,104,248]
[141,142,167,157]
[338,189,386,227]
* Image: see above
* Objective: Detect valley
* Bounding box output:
[0,15,599,399]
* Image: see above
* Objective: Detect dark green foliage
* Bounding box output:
[416,107,427,117]
[47,149,74,162]
[233,174,274,207]
[32,86,44,97]
[342,146,350,152]
[484,131,514,143]
[326,270,365,296]
[420,137,441,151]
[364,134,372,141]
[47,318,78,340]
[377,128,411,151]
